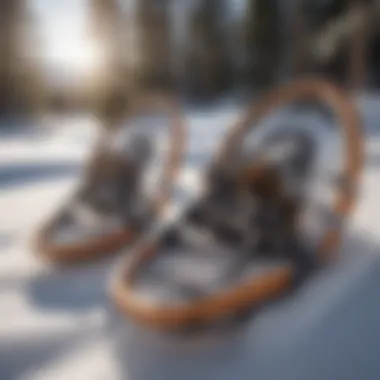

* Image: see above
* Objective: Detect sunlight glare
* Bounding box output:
[46,33,103,77]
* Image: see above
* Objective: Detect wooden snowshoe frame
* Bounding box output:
[34,93,186,264]
[111,78,363,330]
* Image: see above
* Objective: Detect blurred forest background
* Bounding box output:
[1,0,379,123]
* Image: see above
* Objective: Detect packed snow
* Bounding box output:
[1,98,380,380]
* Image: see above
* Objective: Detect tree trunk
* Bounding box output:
[245,0,281,90]
[135,0,173,90]
[0,0,44,119]
[185,0,231,100]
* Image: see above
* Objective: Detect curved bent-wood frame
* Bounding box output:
[34,93,186,264]
[215,78,363,262]
[110,78,363,329]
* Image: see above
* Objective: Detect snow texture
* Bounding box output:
[1,97,380,380]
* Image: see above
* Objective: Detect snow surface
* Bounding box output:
[1,98,380,380]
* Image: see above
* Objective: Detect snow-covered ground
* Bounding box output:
[1,99,380,380]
